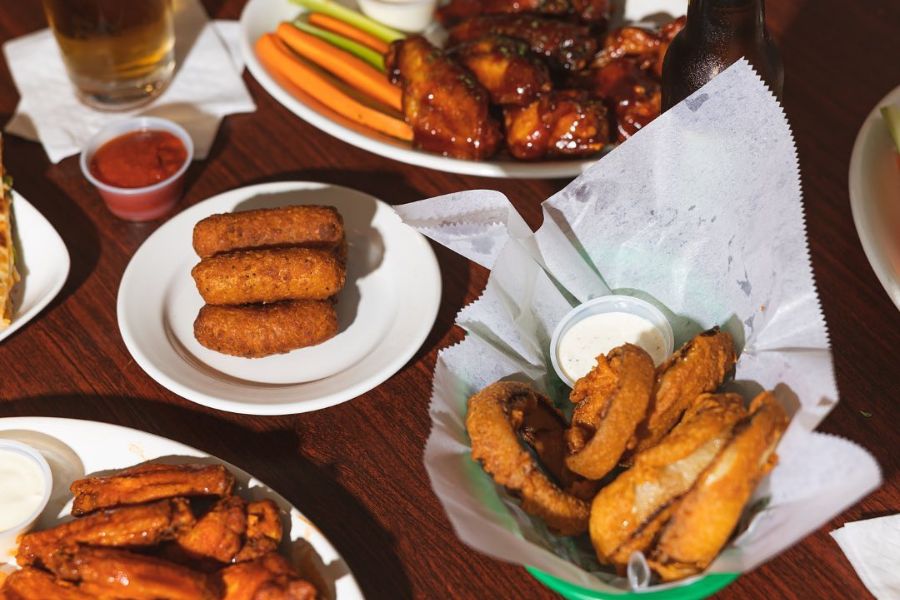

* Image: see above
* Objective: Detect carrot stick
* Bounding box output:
[293,19,385,71]
[256,34,412,142]
[308,12,390,54]
[276,23,400,111]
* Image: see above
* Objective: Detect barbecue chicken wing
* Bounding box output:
[236,499,284,562]
[70,463,235,515]
[574,57,661,140]
[503,90,610,159]
[0,568,92,600]
[448,15,598,72]
[219,553,317,600]
[47,546,218,600]
[177,495,248,564]
[18,498,195,568]
[449,35,552,106]
[437,0,608,24]
[386,36,501,160]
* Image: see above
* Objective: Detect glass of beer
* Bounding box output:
[42,0,176,110]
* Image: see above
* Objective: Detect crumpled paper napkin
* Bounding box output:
[394,60,883,593]
[2,0,255,162]
[831,514,900,600]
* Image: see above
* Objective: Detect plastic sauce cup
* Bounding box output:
[80,117,193,222]
[550,295,675,388]
[0,439,52,556]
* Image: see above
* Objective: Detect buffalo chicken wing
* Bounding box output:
[449,35,552,106]
[504,90,610,159]
[437,0,609,25]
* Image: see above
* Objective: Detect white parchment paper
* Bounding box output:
[395,61,882,592]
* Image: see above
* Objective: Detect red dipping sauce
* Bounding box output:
[80,118,194,222]
[89,130,187,189]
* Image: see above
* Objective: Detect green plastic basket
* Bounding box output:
[527,567,738,599]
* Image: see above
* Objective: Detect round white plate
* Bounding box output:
[118,181,441,414]
[239,0,687,179]
[0,417,364,600]
[849,85,900,310]
[0,192,70,344]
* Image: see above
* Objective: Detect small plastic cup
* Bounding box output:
[80,116,193,222]
[550,295,675,388]
[357,0,438,33]
[0,440,52,555]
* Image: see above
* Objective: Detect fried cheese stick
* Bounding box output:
[565,344,655,480]
[194,300,338,358]
[649,391,789,581]
[192,205,344,259]
[589,393,747,569]
[466,381,592,536]
[629,328,737,455]
[192,248,345,305]
[18,498,195,567]
[70,463,235,516]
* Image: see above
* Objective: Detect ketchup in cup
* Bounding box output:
[80,117,193,221]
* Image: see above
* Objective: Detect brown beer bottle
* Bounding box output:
[661,0,783,110]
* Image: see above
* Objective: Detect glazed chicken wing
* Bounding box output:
[386,36,502,160]
[235,499,284,562]
[47,546,218,600]
[448,15,598,72]
[437,0,608,25]
[654,16,686,77]
[219,553,317,600]
[177,495,248,564]
[17,498,195,568]
[71,463,235,515]
[503,90,610,160]
[449,36,552,106]
[0,568,93,600]
[574,57,661,140]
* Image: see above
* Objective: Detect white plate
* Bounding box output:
[849,85,900,310]
[239,0,687,179]
[0,416,364,600]
[0,192,70,343]
[118,181,441,415]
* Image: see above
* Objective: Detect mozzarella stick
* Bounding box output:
[194,300,338,357]
[192,205,344,258]
[191,248,345,305]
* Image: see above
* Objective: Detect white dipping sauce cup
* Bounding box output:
[0,440,52,554]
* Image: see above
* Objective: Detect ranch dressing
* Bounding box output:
[557,311,668,383]
[0,448,46,531]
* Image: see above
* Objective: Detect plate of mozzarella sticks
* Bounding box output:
[117,181,440,415]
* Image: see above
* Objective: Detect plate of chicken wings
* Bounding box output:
[0,417,363,599]
[241,0,687,178]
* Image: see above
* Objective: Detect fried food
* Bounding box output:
[648,392,789,580]
[192,205,344,259]
[629,328,737,455]
[46,546,218,600]
[0,138,19,330]
[574,58,661,140]
[448,15,599,72]
[18,498,195,567]
[193,300,338,358]
[466,381,592,536]
[191,248,345,305]
[70,463,235,516]
[0,568,93,600]
[449,36,552,106]
[177,496,247,564]
[654,16,686,77]
[437,0,609,24]
[565,344,655,480]
[386,36,502,160]
[219,553,317,600]
[503,90,610,160]
[588,394,747,569]
[235,500,284,562]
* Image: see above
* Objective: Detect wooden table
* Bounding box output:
[0,1,898,598]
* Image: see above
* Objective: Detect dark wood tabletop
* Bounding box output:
[1,1,898,598]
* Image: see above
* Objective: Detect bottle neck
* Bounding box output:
[686,0,766,36]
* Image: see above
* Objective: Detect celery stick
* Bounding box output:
[882,106,900,154]
[291,20,386,71]
[290,0,405,43]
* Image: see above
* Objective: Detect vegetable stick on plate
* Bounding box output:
[308,12,391,54]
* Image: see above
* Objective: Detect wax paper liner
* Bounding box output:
[395,61,882,593]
